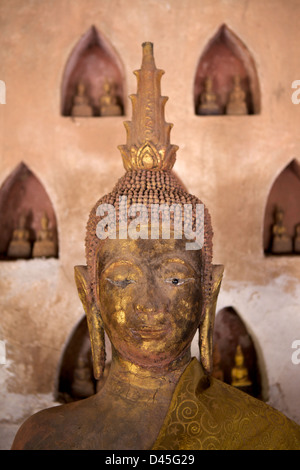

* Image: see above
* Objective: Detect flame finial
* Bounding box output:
[118,42,179,171]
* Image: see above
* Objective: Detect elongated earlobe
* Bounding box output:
[74,265,106,380]
[199,265,224,374]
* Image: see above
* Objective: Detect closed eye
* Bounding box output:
[165,278,194,286]
[106,278,136,288]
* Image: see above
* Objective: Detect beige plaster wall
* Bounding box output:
[0,0,299,440]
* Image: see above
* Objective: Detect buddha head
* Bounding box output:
[233,75,242,89]
[234,344,245,368]
[103,78,112,95]
[41,212,49,230]
[75,43,223,381]
[274,206,284,223]
[77,81,86,96]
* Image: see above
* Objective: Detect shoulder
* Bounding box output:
[11,398,96,450]
[208,378,300,450]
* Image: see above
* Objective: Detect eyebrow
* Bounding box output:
[160,257,198,274]
[101,259,143,276]
[163,258,189,265]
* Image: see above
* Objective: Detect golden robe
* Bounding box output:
[153,358,300,450]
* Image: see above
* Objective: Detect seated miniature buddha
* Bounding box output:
[71,82,93,117]
[32,212,57,258]
[231,344,252,389]
[197,77,222,115]
[70,356,96,400]
[99,79,122,117]
[226,75,248,115]
[271,207,292,254]
[12,43,300,451]
[293,223,300,253]
[7,213,31,259]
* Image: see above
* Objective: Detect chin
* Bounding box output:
[121,342,190,369]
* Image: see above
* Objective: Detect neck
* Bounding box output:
[103,349,192,403]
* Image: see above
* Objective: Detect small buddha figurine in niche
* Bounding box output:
[231,344,252,389]
[70,356,96,400]
[7,213,31,259]
[32,212,57,258]
[226,75,248,115]
[197,77,222,115]
[71,82,93,117]
[99,79,122,117]
[293,223,300,253]
[12,42,300,451]
[271,207,292,254]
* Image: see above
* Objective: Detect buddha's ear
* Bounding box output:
[199,264,224,375]
[74,265,106,380]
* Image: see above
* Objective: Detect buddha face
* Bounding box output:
[276,210,284,224]
[41,214,49,230]
[95,238,203,368]
[235,354,244,367]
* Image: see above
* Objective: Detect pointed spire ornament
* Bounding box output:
[85,41,214,375]
[118,42,179,171]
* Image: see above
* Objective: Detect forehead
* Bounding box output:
[97,238,202,274]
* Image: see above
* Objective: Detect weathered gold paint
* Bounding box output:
[11,42,300,451]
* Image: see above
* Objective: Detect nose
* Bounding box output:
[134,271,168,320]
[135,292,162,315]
[135,301,166,327]
[134,278,167,317]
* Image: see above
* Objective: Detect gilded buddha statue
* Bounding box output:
[197,77,222,116]
[231,344,252,389]
[7,213,31,259]
[271,206,292,254]
[12,43,300,450]
[32,212,57,258]
[99,79,122,117]
[293,223,300,253]
[70,356,96,400]
[71,82,93,117]
[226,75,248,115]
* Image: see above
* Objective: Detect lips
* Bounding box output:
[130,326,168,339]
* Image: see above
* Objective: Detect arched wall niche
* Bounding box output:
[61,26,125,117]
[263,159,300,255]
[0,162,59,259]
[212,306,262,399]
[194,24,260,115]
[56,316,112,403]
